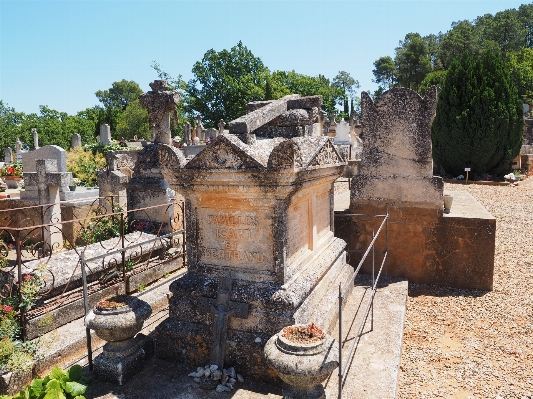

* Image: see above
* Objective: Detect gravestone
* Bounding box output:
[139,80,180,145]
[15,139,23,161]
[71,133,82,148]
[154,94,353,381]
[204,128,217,141]
[183,122,192,145]
[23,159,72,252]
[334,120,351,144]
[98,150,138,211]
[100,124,112,145]
[217,119,225,137]
[335,87,495,290]
[32,128,39,149]
[4,148,12,164]
[194,115,205,141]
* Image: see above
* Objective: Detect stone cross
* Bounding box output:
[139,80,180,145]
[183,122,191,144]
[195,115,204,142]
[197,278,249,369]
[24,159,72,253]
[100,124,112,145]
[32,128,39,149]
[217,119,225,138]
[71,133,82,149]
[4,147,12,164]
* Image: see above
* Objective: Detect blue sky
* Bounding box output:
[0,0,529,116]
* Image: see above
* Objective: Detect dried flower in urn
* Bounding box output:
[96,294,133,310]
[282,323,326,344]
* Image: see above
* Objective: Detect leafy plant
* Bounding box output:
[138,284,146,292]
[66,147,106,187]
[78,206,123,246]
[0,163,23,178]
[0,365,89,399]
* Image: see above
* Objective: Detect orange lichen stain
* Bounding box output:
[195,335,203,343]
[186,335,191,342]
[267,369,278,378]
[257,357,262,363]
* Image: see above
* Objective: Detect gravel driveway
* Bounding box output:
[398,180,533,399]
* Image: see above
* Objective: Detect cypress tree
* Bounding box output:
[432,50,523,176]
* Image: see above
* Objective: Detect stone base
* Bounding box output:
[94,334,153,385]
[155,238,353,382]
[0,367,33,396]
[334,193,495,290]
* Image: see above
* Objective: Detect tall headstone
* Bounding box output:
[100,124,112,145]
[217,119,225,138]
[154,96,353,381]
[23,159,72,252]
[21,145,68,200]
[71,133,82,149]
[4,147,13,164]
[194,115,204,142]
[183,122,192,145]
[334,120,351,144]
[139,80,180,145]
[98,150,138,211]
[32,128,39,149]
[15,138,22,162]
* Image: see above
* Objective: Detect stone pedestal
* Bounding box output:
[154,134,352,381]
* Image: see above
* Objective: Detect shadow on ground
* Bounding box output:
[83,357,282,399]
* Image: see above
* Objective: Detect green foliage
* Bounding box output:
[419,70,447,96]
[372,56,396,92]
[66,147,106,187]
[0,313,21,340]
[1,365,89,399]
[78,206,123,246]
[332,71,360,113]
[187,41,270,126]
[432,50,524,176]
[115,99,150,140]
[507,48,533,103]
[394,33,433,91]
[95,80,143,111]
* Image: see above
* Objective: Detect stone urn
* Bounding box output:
[443,194,453,213]
[85,295,152,384]
[264,324,339,399]
[2,177,22,189]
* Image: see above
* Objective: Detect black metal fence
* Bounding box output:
[0,195,185,340]
[335,211,389,399]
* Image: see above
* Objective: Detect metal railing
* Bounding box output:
[0,195,186,340]
[335,211,389,399]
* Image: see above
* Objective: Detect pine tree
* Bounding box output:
[432,50,523,176]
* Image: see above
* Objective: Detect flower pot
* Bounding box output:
[2,177,22,189]
[85,296,152,384]
[69,185,76,191]
[264,325,339,399]
[443,194,453,213]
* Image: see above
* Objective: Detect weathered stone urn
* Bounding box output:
[85,296,152,385]
[264,325,339,399]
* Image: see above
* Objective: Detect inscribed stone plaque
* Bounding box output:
[198,209,271,270]
[315,190,331,240]
[287,199,309,264]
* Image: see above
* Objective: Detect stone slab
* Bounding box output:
[442,190,494,219]
[21,145,67,173]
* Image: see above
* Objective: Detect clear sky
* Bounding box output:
[0,0,529,116]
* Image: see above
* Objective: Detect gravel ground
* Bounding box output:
[397,180,533,399]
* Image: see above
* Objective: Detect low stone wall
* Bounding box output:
[334,191,495,290]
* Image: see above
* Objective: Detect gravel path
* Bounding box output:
[398,180,533,399]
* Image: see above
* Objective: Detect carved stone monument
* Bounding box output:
[194,115,205,142]
[32,128,39,149]
[98,150,138,211]
[100,124,112,145]
[4,147,13,164]
[71,133,82,149]
[154,94,353,381]
[23,159,72,252]
[335,87,496,290]
[15,138,23,161]
[183,121,192,145]
[217,119,226,137]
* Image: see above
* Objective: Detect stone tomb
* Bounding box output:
[335,87,495,290]
[154,133,352,380]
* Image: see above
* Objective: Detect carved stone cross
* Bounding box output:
[139,80,180,145]
[197,278,249,369]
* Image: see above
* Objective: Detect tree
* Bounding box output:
[0,101,26,154]
[187,41,269,126]
[476,10,526,56]
[332,71,360,115]
[439,20,481,68]
[372,56,396,93]
[394,33,433,91]
[432,50,524,176]
[508,48,533,103]
[419,70,447,96]
[95,80,143,111]
[518,4,533,48]
[116,99,150,140]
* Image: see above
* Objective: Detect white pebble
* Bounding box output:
[229,377,236,384]
[209,364,218,372]
[254,337,262,343]
[204,368,211,377]
[188,372,196,377]
[212,370,222,380]
[228,367,236,378]
[237,374,244,383]
[193,377,200,383]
